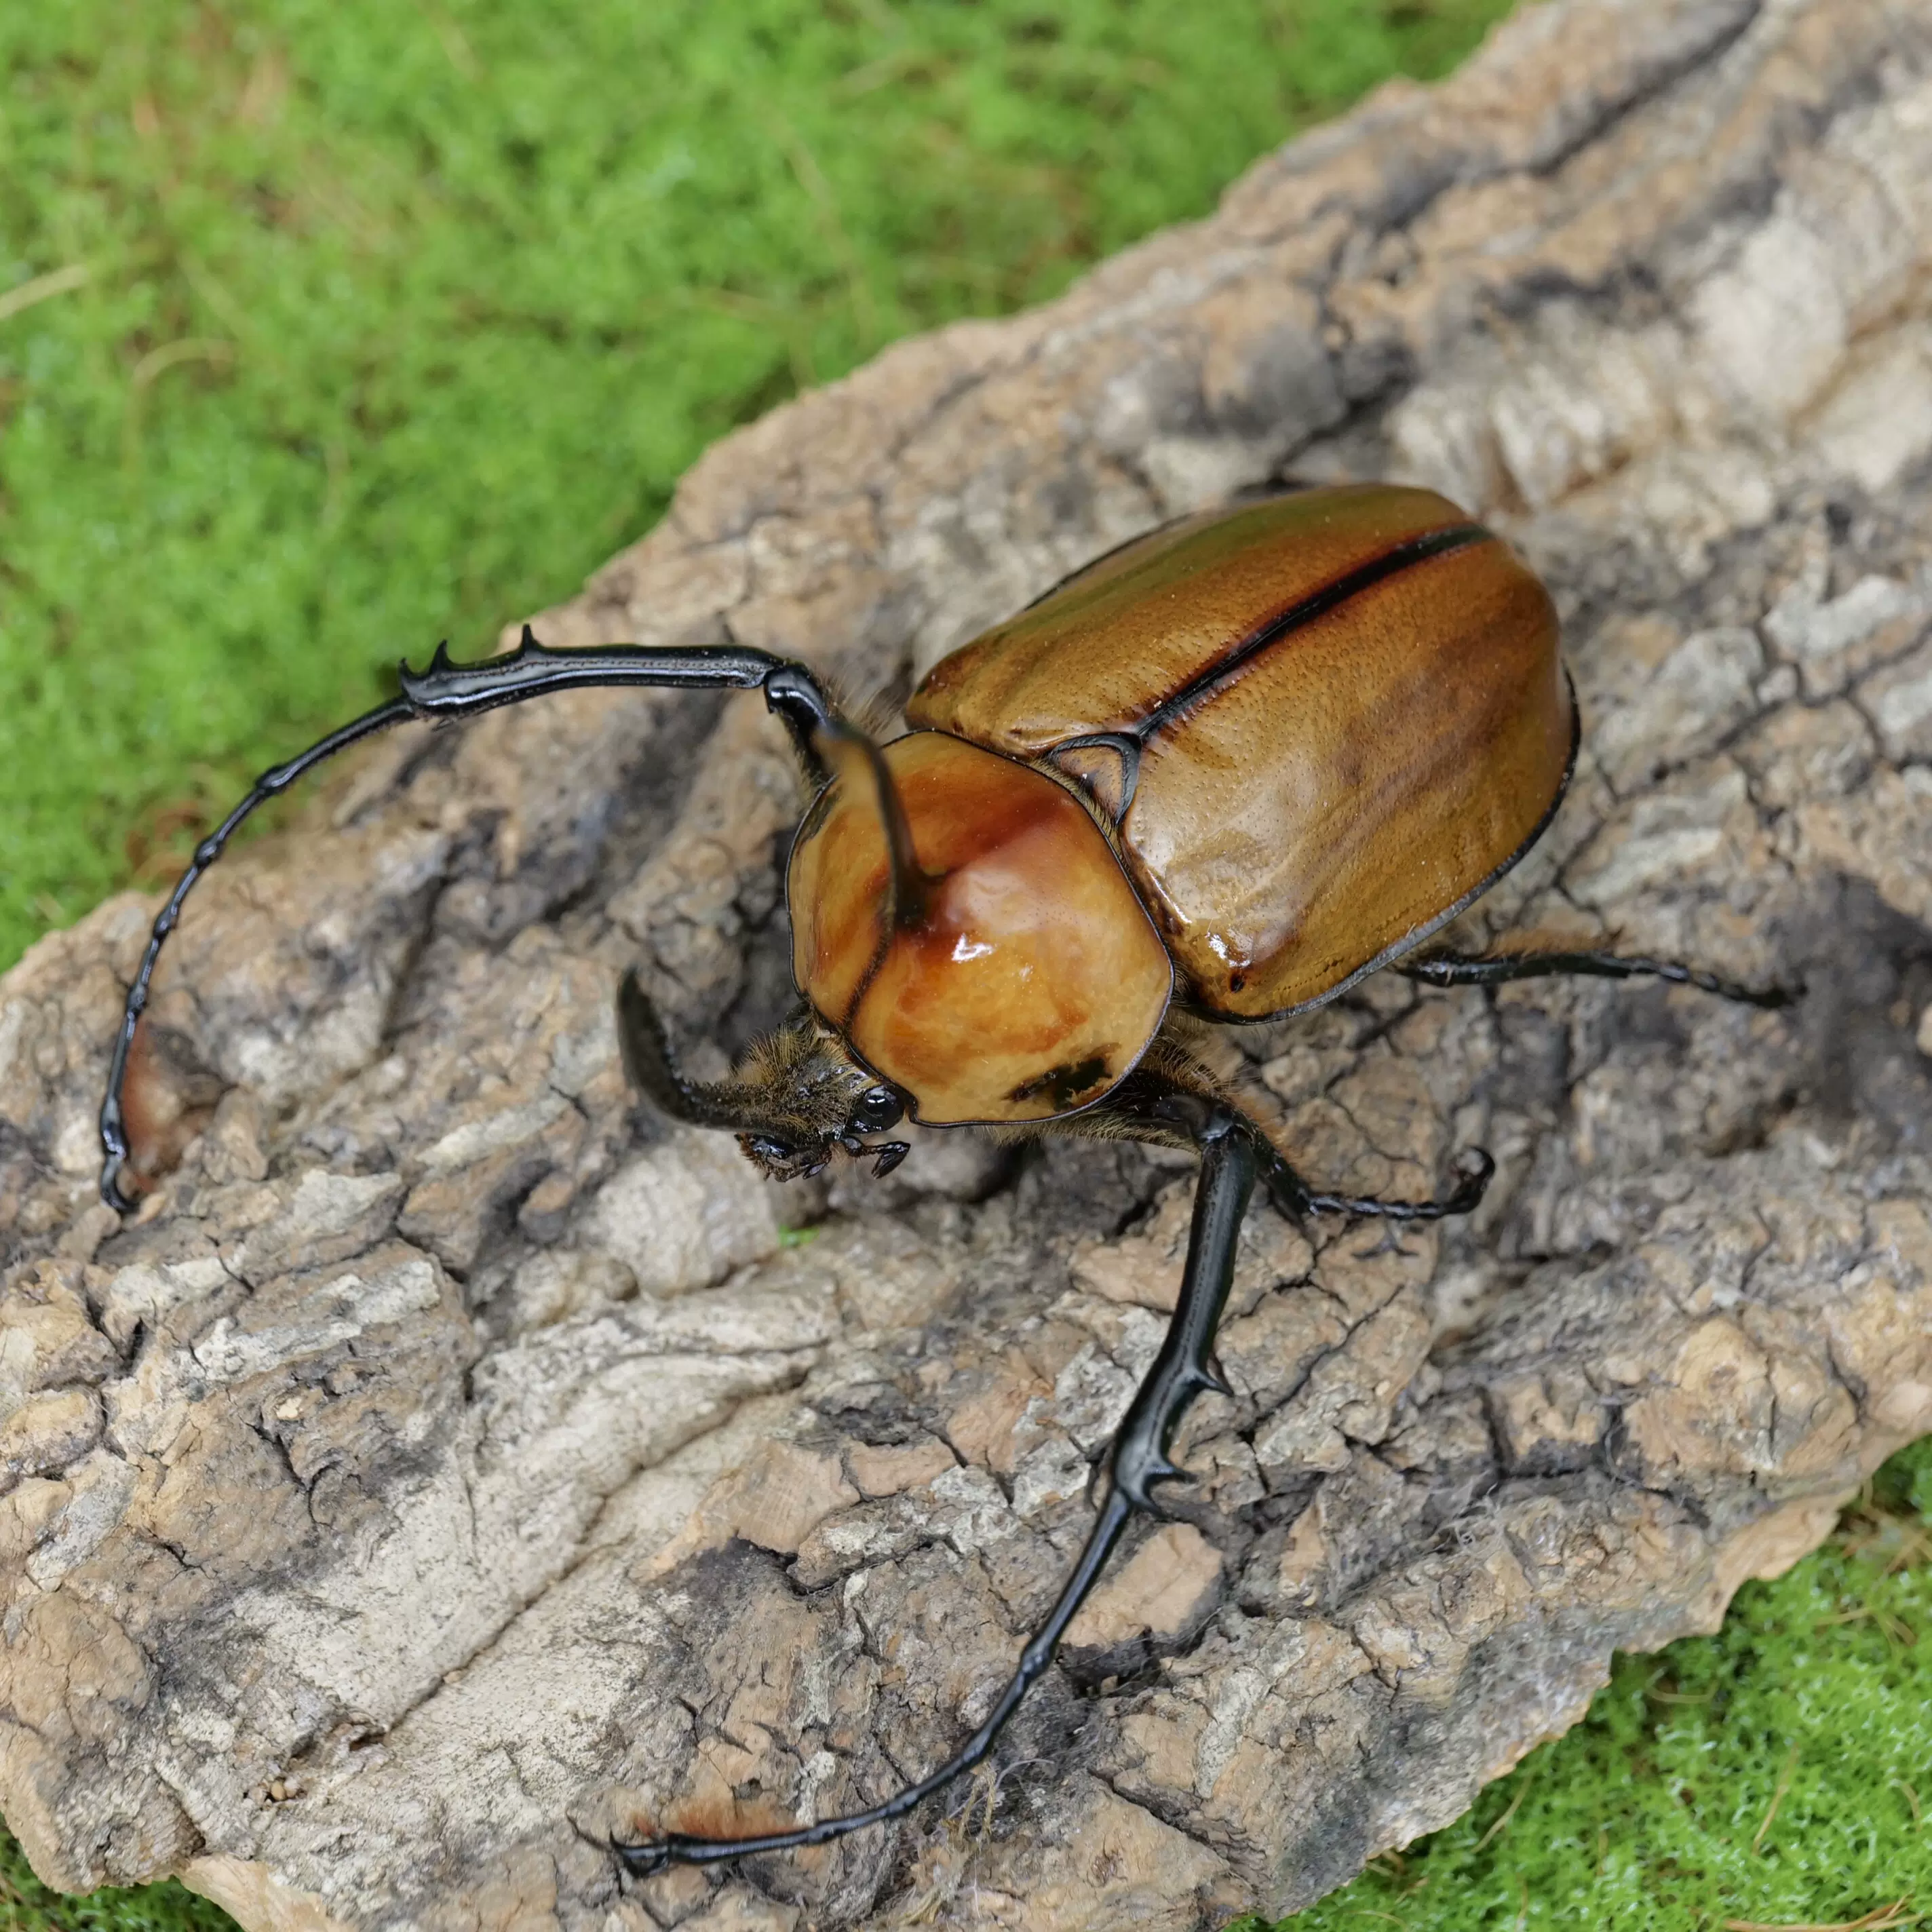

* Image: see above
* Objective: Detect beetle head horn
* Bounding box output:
[617,970,908,1182]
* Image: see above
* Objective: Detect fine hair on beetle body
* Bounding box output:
[96,482,1798,1879]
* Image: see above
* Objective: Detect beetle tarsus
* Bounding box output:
[1440,1146,1498,1214]
[1402,948,1799,1009]
[96,692,417,1211]
[870,1140,911,1177]
[610,1108,1258,1877]
[1257,1138,1494,1225]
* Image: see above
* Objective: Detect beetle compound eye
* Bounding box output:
[850,1087,904,1134]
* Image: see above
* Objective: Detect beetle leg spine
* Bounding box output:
[398,627,779,714]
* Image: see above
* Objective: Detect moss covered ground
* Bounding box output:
[3,3,1927,1929]
[1275,1444,1932,1930]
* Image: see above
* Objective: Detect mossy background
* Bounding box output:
[2,3,1927,1929]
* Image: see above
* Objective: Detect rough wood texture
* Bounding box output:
[5,1,1932,1926]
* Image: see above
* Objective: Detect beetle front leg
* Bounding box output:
[611,1107,1258,1876]
[98,630,845,1210]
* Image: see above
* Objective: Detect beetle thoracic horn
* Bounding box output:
[811,718,929,933]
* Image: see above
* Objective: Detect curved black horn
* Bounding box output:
[813,719,928,931]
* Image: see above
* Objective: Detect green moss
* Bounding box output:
[0,0,1513,969]
[0,1835,227,1932]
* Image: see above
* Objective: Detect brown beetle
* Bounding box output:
[98,482,1785,1874]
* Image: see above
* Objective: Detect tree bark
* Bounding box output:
[3,1,1931,1926]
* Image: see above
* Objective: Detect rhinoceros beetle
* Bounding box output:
[98,483,1788,1873]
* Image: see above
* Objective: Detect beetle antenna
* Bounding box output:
[813,719,929,931]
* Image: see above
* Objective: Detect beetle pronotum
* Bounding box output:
[98,482,1788,1874]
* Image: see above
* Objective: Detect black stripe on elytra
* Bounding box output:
[1129,523,1492,743]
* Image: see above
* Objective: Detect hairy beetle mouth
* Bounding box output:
[735,1129,910,1182]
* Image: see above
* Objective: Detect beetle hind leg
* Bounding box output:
[1400,946,1798,1007]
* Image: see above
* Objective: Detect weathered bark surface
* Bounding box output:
[5,1,1932,1927]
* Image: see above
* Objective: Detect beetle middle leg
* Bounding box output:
[612,1104,1259,1875]
[1263,1144,1495,1223]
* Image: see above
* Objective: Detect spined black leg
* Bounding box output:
[98,630,839,1211]
[611,1107,1260,1877]
[1399,948,1796,1008]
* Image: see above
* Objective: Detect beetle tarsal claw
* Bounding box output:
[1448,1146,1496,1209]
